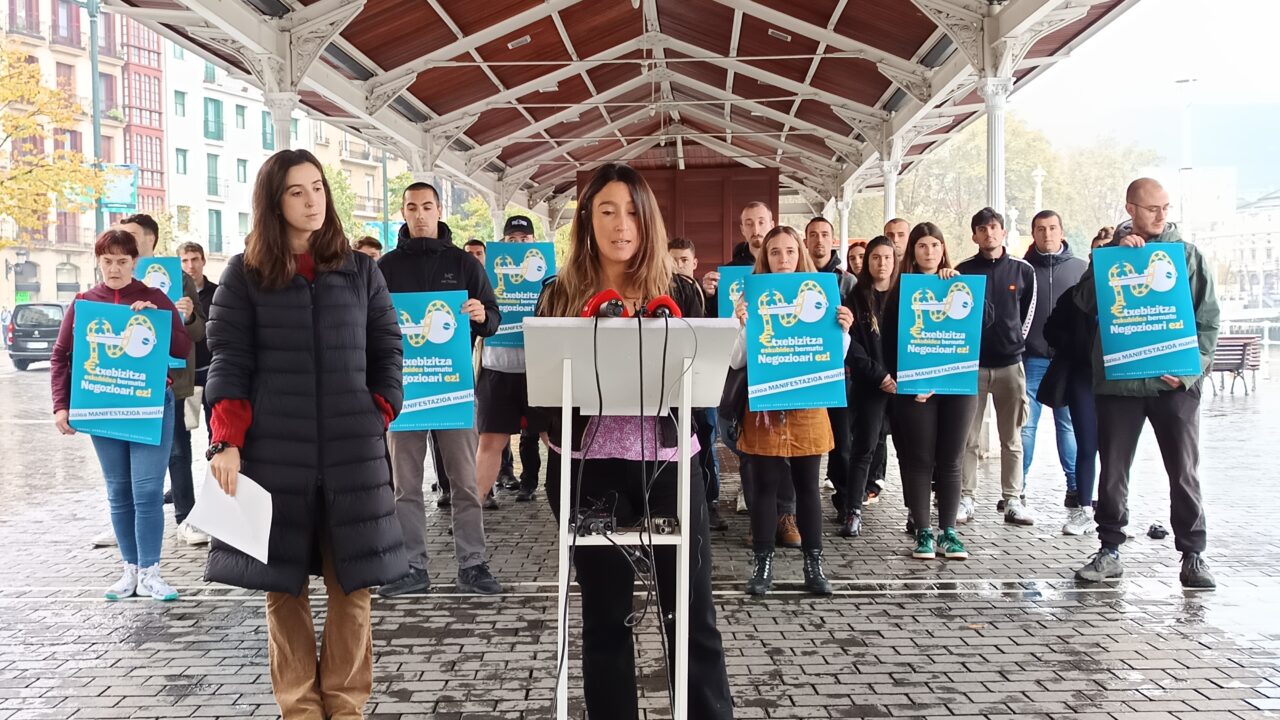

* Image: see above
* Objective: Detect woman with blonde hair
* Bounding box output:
[533,163,733,719]
[731,226,853,596]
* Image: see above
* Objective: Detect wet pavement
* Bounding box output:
[1,354,1278,719]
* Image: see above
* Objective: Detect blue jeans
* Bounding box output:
[1066,368,1098,506]
[91,390,175,568]
[1021,357,1077,494]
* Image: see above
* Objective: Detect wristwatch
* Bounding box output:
[205,441,235,462]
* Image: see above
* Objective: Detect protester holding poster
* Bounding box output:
[882,223,976,561]
[838,236,899,538]
[731,226,852,597]
[1071,178,1220,590]
[121,213,210,549]
[390,290,474,431]
[50,228,191,602]
[205,149,407,719]
[475,216,556,508]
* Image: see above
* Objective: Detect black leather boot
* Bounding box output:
[803,548,833,595]
[838,510,862,538]
[745,551,774,595]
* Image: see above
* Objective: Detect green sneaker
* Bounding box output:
[937,528,968,560]
[912,528,935,559]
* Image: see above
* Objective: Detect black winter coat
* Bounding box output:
[1022,242,1087,359]
[205,251,407,595]
[843,287,891,390]
[377,221,500,345]
[955,249,1037,368]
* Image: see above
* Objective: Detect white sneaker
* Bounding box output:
[105,563,138,601]
[956,496,975,525]
[735,492,748,514]
[178,523,211,546]
[136,565,179,601]
[821,478,835,490]
[91,529,118,548]
[1062,507,1095,536]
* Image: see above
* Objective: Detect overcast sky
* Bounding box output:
[1009,0,1279,198]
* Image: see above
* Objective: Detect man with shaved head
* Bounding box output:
[1072,178,1220,589]
[884,218,910,262]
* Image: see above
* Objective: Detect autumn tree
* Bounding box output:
[0,47,109,246]
[322,164,359,239]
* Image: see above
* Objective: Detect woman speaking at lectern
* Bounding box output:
[532,163,734,719]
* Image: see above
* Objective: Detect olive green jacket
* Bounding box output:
[168,272,206,400]
[1072,222,1219,396]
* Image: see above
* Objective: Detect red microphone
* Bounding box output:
[581,289,628,318]
[642,295,682,318]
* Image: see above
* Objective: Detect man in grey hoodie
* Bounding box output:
[1021,210,1088,533]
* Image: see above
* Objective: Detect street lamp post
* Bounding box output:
[1031,167,1046,214]
[74,0,105,235]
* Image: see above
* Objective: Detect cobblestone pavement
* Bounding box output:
[1,356,1278,719]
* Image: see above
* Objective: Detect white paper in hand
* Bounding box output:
[187,466,273,564]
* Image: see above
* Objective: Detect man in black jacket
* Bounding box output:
[1021,211,1089,534]
[178,241,218,442]
[377,182,504,597]
[955,207,1038,526]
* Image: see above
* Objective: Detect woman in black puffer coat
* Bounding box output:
[205,149,406,720]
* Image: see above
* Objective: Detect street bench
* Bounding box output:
[1210,334,1261,395]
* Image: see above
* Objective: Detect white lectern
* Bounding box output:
[524,316,739,720]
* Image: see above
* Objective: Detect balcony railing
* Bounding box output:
[342,143,382,162]
[50,27,84,49]
[355,196,383,215]
[207,178,228,198]
[5,16,43,38]
[55,225,96,247]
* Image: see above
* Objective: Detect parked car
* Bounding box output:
[5,302,65,370]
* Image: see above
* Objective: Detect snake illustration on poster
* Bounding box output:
[484,241,555,348]
[133,256,185,369]
[895,274,986,395]
[390,291,475,431]
[716,265,753,319]
[68,300,172,445]
[1092,245,1200,380]
[744,272,847,411]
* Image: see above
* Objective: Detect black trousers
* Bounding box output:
[1096,390,1206,553]
[545,451,734,720]
[824,405,850,508]
[746,454,822,553]
[844,388,891,516]
[892,394,978,531]
[518,428,542,492]
[167,397,195,525]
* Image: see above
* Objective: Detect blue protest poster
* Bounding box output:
[390,291,475,431]
[895,274,986,395]
[68,300,172,445]
[485,242,555,348]
[1092,245,1200,380]
[744,272,847,411]
[716,265,753,319]
[134,256,185,369]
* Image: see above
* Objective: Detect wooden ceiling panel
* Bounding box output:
[516,74,592,123]
[584,55,646,94]
[808,56,891,108]
[1026,1,1121,59]
[474,16,574,90]
[409,61,498,116]
[753,0,841,29]
[665,52,728,89]
[469,108,534,146]
[339,0,455,70]
[833,0,935,61]
[728,75,795,115]
[793,100,857,137]
[437,0,541,36]
[560,0,643,59]
[656,0,734,55]
[499,139,553,167]
[736,13,822,86]
[298,91,353,119]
